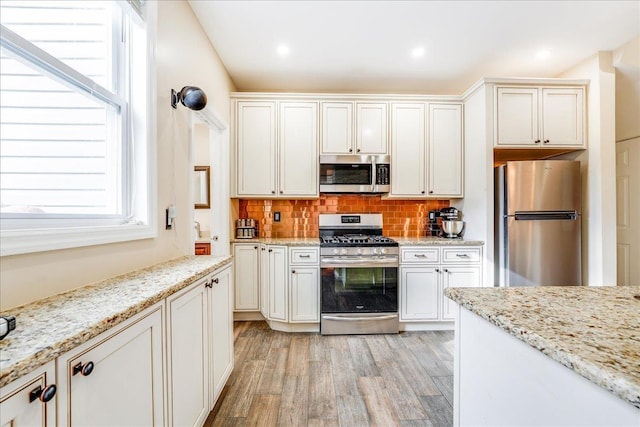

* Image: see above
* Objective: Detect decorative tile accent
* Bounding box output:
[239,196,449,238]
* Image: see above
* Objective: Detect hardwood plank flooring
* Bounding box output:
[205,321,454,427]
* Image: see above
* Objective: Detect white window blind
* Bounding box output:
[0,1,155,255]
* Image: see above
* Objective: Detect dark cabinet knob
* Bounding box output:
[421,190,425,194]
[357,148,361,153]
[254,246,259,250]
[444,268,449,273]
[280,190,283,194]
[291,270,296,274]
[543,139,550,144]
[534,139,541,144]
[271,190,276,194]
[260,247,265,251]
[268,249,273,252]
[429,190,434,194]
[212,278,219,284]
[73,361,94,377]
[349,148,353,153]
[29,384,57,403]
[205,280,212,288]
[435,268,440,273]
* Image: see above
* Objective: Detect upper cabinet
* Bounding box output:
[233,100,318,198]
[389,102,463,198]
[495,86,585,148]
[321,101,388,155]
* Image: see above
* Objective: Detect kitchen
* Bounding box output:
[1,1,639,426]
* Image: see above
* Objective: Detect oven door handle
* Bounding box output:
[322,314,398,322]
[320,257,398,268]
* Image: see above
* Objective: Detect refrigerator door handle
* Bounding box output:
[513,211,578,221]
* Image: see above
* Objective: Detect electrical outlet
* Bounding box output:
[274,212,281,222]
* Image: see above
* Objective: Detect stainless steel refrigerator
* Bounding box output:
[495,160,582,287]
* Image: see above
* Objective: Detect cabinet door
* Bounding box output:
[268,246,288,321]
[279,102,319,197]
[541,88,584,147]
[428,103,463,197]
[57,305,164,427]
[0,361,56,427]
[321,102,353,154]
[209,266,234,405]
[233,244,260,311]
[389,103,427,197]
[441,265,482,320]
[400,266,440,321]
[496,87,539,146]
[167,279,209,427]
[356,102,388,154]
[290,267,320,322]
[236,101,277,196]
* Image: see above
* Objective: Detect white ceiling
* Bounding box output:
[188,0,640,95]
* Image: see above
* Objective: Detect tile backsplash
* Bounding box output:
[239,195,449,238]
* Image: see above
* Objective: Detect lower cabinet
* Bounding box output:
[0,361,56,427]
[233,243,260,311]
[167,265,234,427]
[56,303,165,427]
[1,263,234,427]
[400,246,483,323]
[267,246,289,321]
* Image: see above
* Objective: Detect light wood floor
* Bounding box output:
[205,321,454,427]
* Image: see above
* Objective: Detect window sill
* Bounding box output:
[0,224,157,257]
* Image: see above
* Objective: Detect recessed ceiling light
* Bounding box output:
[411,47,425,58]
[277,45,290,56]
[536,49,551,60]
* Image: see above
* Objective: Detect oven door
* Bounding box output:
[320,257,398,314]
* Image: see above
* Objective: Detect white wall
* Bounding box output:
[0,1,236,310]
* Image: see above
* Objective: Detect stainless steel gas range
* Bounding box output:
[319,214,399,335]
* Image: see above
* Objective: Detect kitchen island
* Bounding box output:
[445,285,640,426]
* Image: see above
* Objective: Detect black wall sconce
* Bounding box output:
[171,86,207,111]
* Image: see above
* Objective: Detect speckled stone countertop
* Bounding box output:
[393,237,484,246]
[231,237,483,246]
[0,255,232,388]
[445,285,640,409]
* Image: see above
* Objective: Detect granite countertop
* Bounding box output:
[445,285,640,409]
[231,236,484,246]
[0,255,232,388]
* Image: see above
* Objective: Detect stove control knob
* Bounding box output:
[372,248,379,255]
[356,248,362,255]
[333,248,339,255]
[380,248,387,255]
[340,248,348,255]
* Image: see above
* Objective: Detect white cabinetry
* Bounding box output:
[321,101,388,155]
[56,303,165,427]
[167,277,209,427]
[289,247,320,322]
[389,102,463,198]
[267,245,289,322]
[495,86,585,148]
[234,100,318,198]
[208,266,234,405]
[400,246,482,327]
[233,243,260,311]
[0,361,56,427]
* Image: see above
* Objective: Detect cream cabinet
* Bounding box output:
[233,243,260,311]
[234,100,318,198]
[267,245,289,322]
[389,102,463,198]
[208,266,234,406]
[289,247,320,323]
[321,101,388,155]
[495,86,585,148]
[400,246,483,324]
[0,361,56,427]
[56,303,165,427]
[167,276,209,427]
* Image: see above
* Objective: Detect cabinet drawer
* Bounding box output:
[442,247,481,263]
[401,247,439,264]
[289,247,319,265]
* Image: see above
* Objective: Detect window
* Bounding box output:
[0,1,156,256]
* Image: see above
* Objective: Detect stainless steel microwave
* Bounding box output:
[319,155,390,193]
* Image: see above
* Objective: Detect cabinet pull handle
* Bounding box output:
[29,384,57,403]
[205,280,212,288]
[455,254,470,258]
[299,254,311,258]
[534,139,541,144]
[414,254,427,258]
[543,139,550,144]
[212,278,219,284]
[73,361,94,377]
